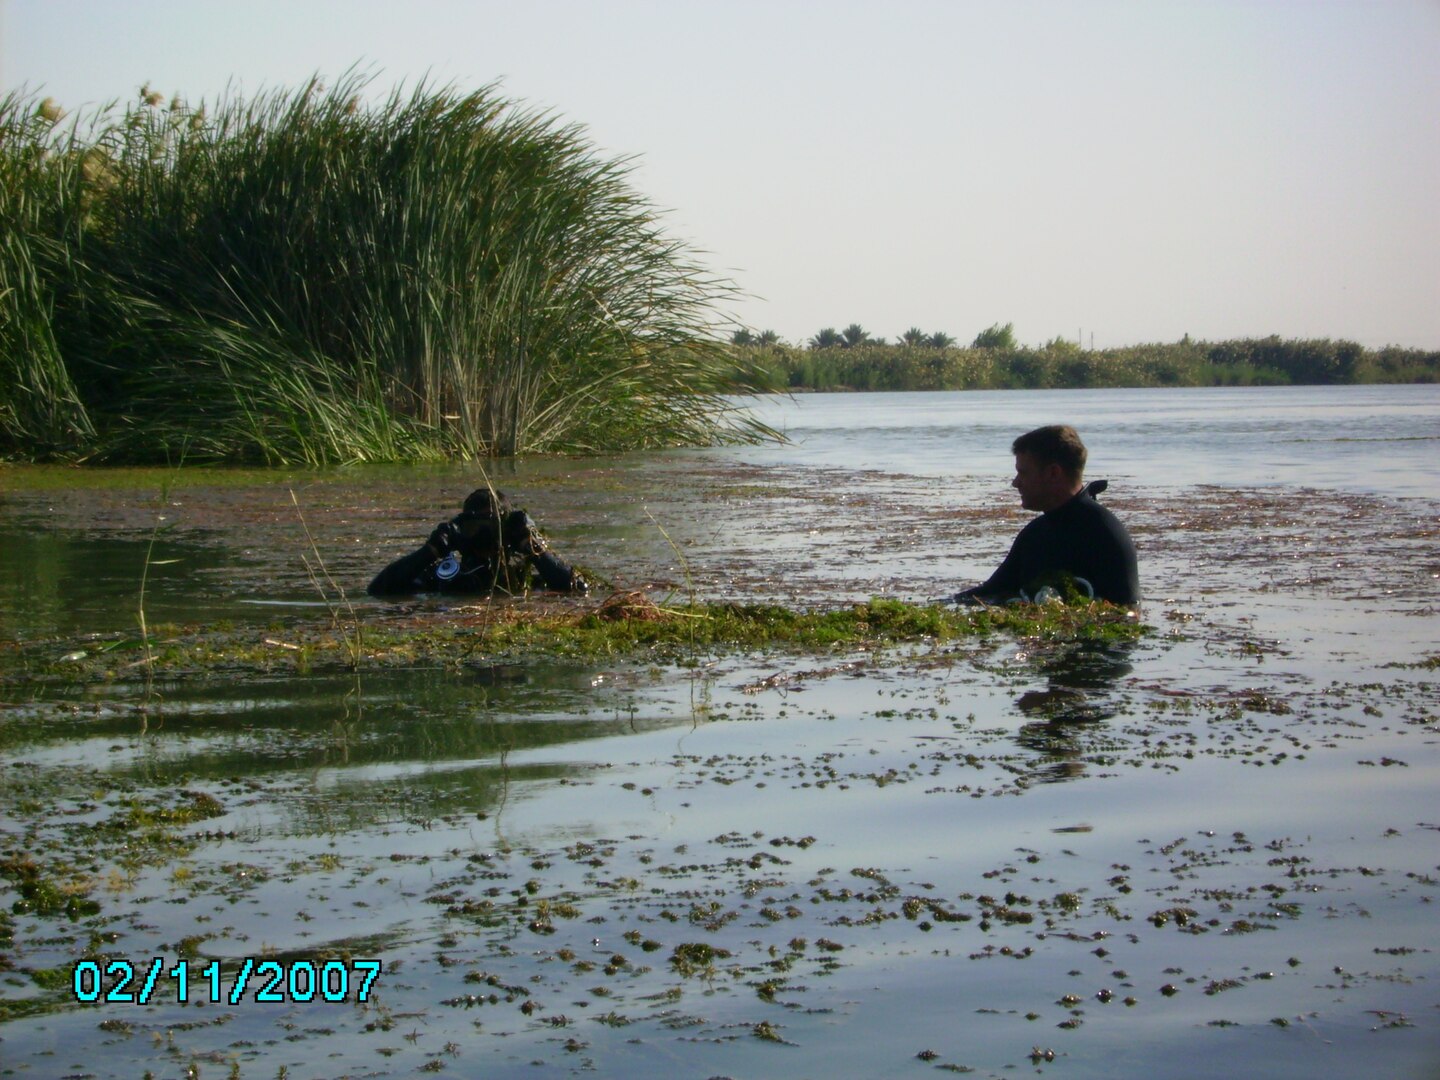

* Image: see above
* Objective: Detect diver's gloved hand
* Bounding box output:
[502,510,541,554]
[426,521,464,555]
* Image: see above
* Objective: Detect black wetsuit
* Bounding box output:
[368,511,584,597]
[957,481,1140,606]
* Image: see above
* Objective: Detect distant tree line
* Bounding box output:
[724,327,1438,392]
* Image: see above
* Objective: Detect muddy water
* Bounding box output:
[0,386,1437,1079]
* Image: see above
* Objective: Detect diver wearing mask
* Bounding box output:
[368,488,586,597]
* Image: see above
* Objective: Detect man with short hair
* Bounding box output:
[953,425,1140,606]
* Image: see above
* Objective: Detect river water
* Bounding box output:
[720,384,1440,495]
[0,385,1437,1078]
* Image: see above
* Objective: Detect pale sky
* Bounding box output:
[4,0,1437,349]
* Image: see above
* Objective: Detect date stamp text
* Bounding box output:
[71,958,382,1005]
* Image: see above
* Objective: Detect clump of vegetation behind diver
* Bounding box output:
[0,75,777,465]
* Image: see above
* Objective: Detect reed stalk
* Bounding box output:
[289,489,364,671]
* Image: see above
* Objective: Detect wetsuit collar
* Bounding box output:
[1044,479,1107,516]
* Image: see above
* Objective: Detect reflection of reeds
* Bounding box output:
[136,514,160,717]
[136,481,180,719]
[290,489,367,761]
[0,77,777,463]
[644,507,701,655]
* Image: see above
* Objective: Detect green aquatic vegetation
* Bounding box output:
[670,941,731,975]
[96,790,226,832]
[0,853,99,919]
[0,788,228,970]
[0,597,1146,687]
[1380,654,1440,670]
[752,1020,790,1043]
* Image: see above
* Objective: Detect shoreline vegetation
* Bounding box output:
[1,76,774,467]
[728,329,1440,394]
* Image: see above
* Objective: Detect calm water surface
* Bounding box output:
[1,386,1437,1079]
[722,384,1440,495]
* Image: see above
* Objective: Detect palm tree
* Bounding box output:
[756,330,780,346]
[840,323,870,348]
[927,331,956,348]
[901,327,928,346]
[730,328,756,346]
[809,327,842,349]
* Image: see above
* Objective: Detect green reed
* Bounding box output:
[0,76,776,464]
[0,94,98,455]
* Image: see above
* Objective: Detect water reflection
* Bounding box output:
[8,664,675,763]
[2,389,1437,1080]
[0,526,297,639]
[2,659,711,834]
[1013,639,1136,783]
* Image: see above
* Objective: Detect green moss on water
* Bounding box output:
[0,597,1146,684]
[29,966,73,991]
[98,791,227,833]
[0,853,100,919]
[1381,653,1440,671]
[670,941,731,975]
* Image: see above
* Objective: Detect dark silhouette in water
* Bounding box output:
[1013,638,1137,784]
[369,488,586,597]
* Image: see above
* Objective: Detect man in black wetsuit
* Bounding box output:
[368,488,586,597]
[953,425,1140,607]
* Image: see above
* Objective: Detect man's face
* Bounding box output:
[1012,452,1070,512]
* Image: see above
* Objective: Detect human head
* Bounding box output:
[462,488,509,519]
[1010,425,1086,511]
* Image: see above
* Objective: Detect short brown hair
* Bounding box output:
[1012,425,1087,481]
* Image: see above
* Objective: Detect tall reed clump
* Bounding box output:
[0,94,98,455]
[0,76,776,464]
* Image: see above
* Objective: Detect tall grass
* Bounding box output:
[0,76,775,464]
[0,95,97,454]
